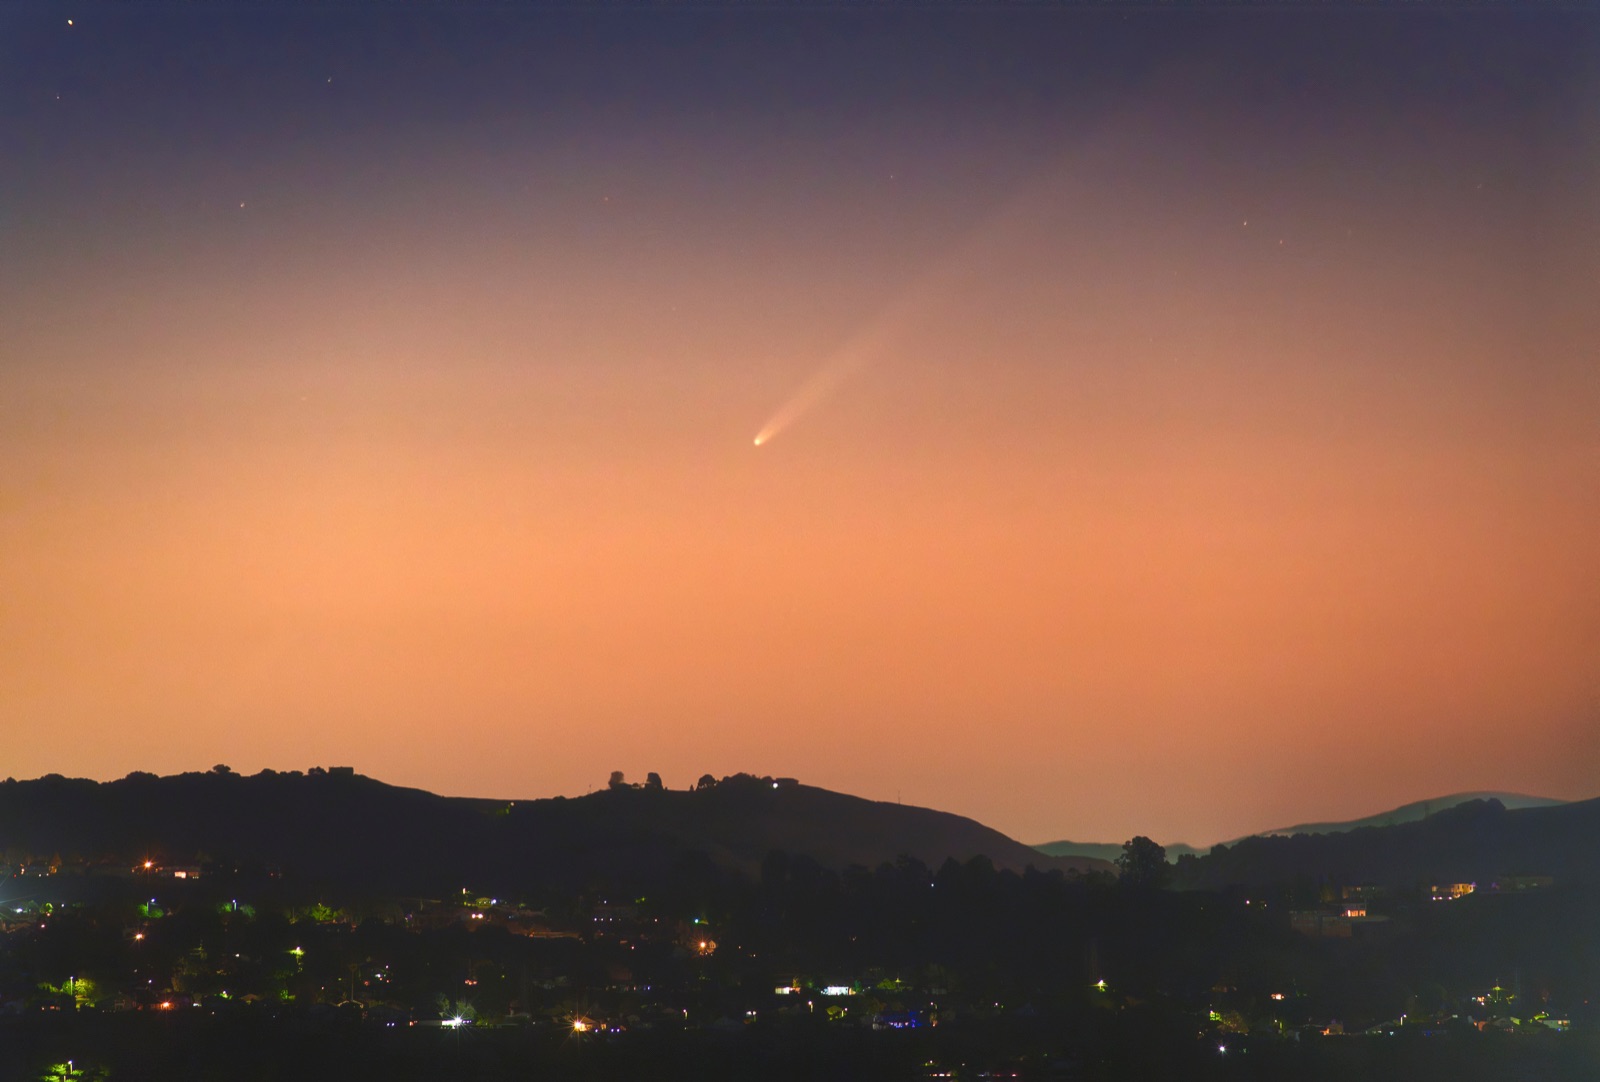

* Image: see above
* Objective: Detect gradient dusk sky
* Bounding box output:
[4,2,1597,846]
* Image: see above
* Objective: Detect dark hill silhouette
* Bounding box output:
[1256,790,1566,837]
[1172,796,1600,890]
[0,769,1107,897]
[1033,790,1566,864]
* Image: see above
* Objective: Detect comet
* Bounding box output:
[752,341,877,446]
[750,277,936,448]
[750,166,1074,449]
[746,100,1170,451]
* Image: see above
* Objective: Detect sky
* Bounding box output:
[3,2,1597,847]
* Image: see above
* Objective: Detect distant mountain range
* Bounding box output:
[1032,790,1568,864]
[1031,839,1208,864]
[1174,795,1600,890]
[0,769,1109,897]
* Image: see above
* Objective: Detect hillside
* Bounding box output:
[1172,796,1600,890]
[1033,790,1567,864]
[1258,790,1566,837]
[0,769,1107,897]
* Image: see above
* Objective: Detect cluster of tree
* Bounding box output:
[607,771,664,791]
[1116,837,1169,889]
[601,772,797,793]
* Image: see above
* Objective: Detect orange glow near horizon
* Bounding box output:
[3,9,1597,847]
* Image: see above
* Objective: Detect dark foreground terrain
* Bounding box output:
[6,1009,1598,1082]
[1,770,1594,1080]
